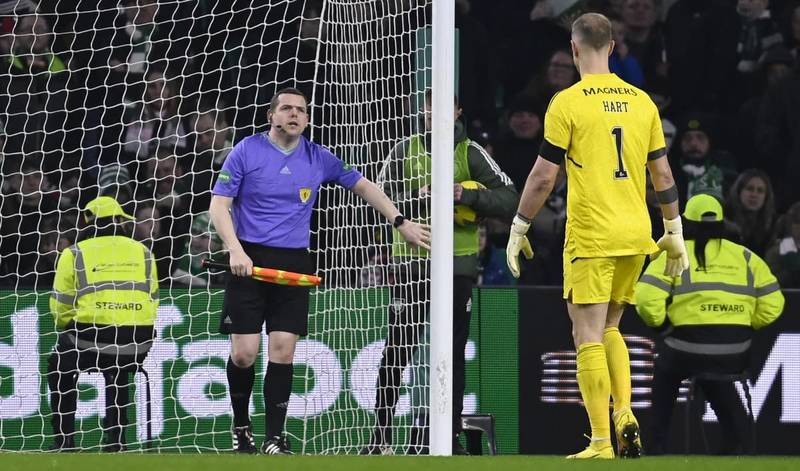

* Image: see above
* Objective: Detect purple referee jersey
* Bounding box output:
[212,133,363,248]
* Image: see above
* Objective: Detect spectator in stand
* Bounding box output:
[122,69,189,162]
[118,0,162,79]
[492,117,567,285]
[455,0,497,136]
[140,152,189,216]
[0,158,59,287]
[734,0,784,108]
[664,0,740,115]
[6,13,66,80]
[661,113,677,151]
[755,50,800,208]
[497,0,570,106]
[520,49,578,105]
[784,1,800,61]
[136,151,191,257]
[609,15,645,87]
[490,96,544,193]
[196,0,326,135]
[620,0,667,91]
[191,107,233,170]
[57,169,82,212]
[726,169,777,255]
[477,224,515,286]
[63,0,194,165]
[185,106,233,214]
[0,0,34,18]
[97,163,134,207]
[54,0,130,167]
[0,155,21,287]
[584,0,626,17]
[57,207,80,249]
[735,46,795,170]
[671,113,738,205]
[765,201,800,287]
[172,212,227,288]
[0,144,17,196]
[34,215,66,288]
[0,119,6,162]
[736,0,783,74]
[485,96,543,257]
[132,203,173,284]
[1,13,81,167]
[116,0,193,83]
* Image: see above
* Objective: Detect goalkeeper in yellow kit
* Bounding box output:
[506,13,689,459]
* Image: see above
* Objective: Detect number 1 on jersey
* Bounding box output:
[612,126,628,179]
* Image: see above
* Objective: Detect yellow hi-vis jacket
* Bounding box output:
[635,239,784,354]
[50,235,159,330]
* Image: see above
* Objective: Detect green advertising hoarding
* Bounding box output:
[0,288,518,454]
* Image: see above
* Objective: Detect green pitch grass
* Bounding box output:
[1,454,798,471]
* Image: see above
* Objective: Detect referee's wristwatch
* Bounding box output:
[393,214,407,228]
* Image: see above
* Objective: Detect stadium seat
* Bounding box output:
[460,413,497,455]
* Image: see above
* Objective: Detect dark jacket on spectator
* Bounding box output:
[665,0,740,115]
[755,72,800,209]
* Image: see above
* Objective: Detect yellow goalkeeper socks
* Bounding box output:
[576,343,611,441]
[603,327,631,413]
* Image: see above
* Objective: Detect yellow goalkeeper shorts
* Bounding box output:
[563,255,646,305]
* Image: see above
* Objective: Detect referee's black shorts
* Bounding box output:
[219,241,313,336]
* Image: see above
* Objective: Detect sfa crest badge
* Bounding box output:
[299,188,312,203]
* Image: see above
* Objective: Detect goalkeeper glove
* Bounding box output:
[506,215,534,278]
[653,216,690,277]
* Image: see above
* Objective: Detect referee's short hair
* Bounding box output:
[571,12,612,51]
[269,87,308,111]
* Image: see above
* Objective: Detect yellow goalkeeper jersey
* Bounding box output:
[541,73,664,258]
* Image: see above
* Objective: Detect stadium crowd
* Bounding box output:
[2,0,800,290]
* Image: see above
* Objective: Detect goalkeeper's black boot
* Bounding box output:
[613,408,643,458]
[232,424,258,454]
[261,436,293,455]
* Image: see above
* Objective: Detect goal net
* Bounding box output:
[0,0,433,454]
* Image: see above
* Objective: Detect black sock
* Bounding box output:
[227,357,254,427]
[264,361,293,438]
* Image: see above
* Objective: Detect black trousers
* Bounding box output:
[47,333,148,446]
[649,342,751,455]
[372,259,474,443]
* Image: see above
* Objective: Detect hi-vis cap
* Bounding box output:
[83,196,134,223]
[683,193,723,222]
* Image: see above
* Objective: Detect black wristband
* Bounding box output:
[656,185,679,205]
[393,215,407,228]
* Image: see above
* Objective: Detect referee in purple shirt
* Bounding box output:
[209,88,430,454]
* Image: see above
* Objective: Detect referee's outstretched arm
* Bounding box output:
[350,177,431,250]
